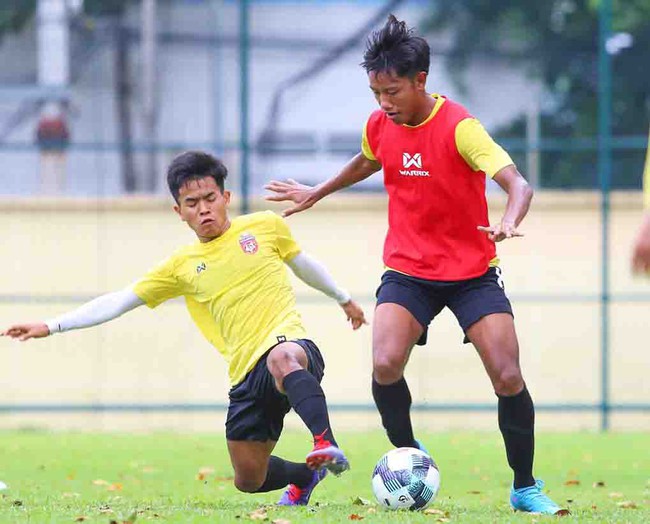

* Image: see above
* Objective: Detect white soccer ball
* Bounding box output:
[371,447,440,511]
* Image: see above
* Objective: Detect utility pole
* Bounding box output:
[36,0,70,195]
[142,0,158,192]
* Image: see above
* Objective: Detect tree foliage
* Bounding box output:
[0,1,37,41]
[425,0,650,188]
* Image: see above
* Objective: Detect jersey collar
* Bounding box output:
[403,94,446,129]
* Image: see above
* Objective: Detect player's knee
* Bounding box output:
[492,366,524,396]
[234,474,263,493]
[373,352,404,384]
[267,344,304,373]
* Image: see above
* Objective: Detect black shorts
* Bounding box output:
[225,339,325,442]
[375,267,513,345]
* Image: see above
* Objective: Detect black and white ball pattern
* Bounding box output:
[371,447,440,510]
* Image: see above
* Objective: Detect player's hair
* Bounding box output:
[167,151,228,203]
[361,14,430,78]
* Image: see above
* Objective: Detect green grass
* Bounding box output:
[0,430,648,523]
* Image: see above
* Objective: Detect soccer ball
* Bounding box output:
[371,447,440,511]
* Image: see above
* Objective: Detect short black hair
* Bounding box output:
[361,14,430,78]
[167,151,228,203]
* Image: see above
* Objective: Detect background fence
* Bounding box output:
[0,0,649,432]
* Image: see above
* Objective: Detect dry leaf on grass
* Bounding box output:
[108,511,137,524]
[617,501,638,509]
[196,466,215,481]
[423,508,449,517]
[74,517,88,522]
[249,508,268,520]
[271,520,291,524]
[348,514,364,521]
[108,483,123,492]
[593,481,605,488]
[564,479,580,486]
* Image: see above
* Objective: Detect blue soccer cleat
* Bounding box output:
[510,479,569,515]
[277,468,327,506]
[305,433,350,475]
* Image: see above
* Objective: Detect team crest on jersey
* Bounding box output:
[239,232,259,254]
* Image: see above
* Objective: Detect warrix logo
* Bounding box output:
[400,152,430,176]
[403,152,422,168]
[196,262,207,274]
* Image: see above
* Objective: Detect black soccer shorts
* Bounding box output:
[375,266,513,345]
[225,338,325,442]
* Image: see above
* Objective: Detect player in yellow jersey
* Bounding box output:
[2,151,367,507]
[631,129,650,274]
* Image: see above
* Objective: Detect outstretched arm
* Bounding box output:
[265,153,381,217]
[286,252,367,330]
[2,288,145,341]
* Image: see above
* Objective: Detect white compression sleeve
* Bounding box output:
[45,288,145,334]
[286,252,351,305]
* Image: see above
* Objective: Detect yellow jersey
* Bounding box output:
[133,211,307,386]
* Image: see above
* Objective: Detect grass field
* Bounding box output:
[0,430,648,523]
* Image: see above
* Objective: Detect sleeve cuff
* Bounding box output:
[45,319,61,334]
[335,290,351,305]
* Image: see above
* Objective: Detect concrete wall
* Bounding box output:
[1,192,649,432]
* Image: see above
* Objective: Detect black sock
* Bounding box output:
[283,369,337,446]
[372,376,417,448]
[498,385,536,489]
[255,456,314,492]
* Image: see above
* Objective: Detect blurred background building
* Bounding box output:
[4,0,646,197]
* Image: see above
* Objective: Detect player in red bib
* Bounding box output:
[266,15,565,515]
